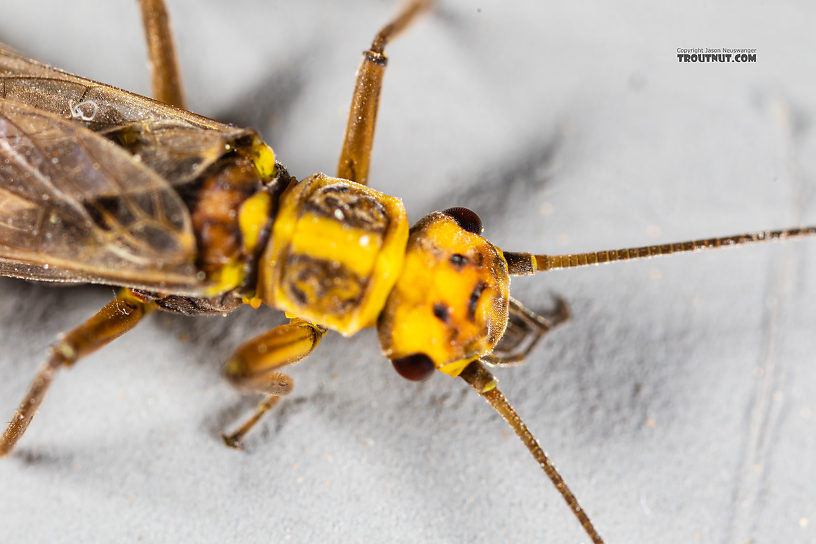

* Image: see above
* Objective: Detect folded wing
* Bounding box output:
[0,98,203,291]
[0,45,267,293]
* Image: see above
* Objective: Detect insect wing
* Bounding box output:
[0,44,253,187]
[0,98,202,292]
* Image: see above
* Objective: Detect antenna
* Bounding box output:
[459,360,605,544]
[503,227,816,275]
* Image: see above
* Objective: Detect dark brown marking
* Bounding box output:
[282,254,365,315]
[467,281,486,321]
[132,289,242,316]
[189,155,264,274]
[302,184,388,233]
[449,253,467,269]
[432,303,449,321]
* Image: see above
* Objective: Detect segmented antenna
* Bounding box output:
[371,0,433,54]
[503,226,816,275]
[459,361,605,544]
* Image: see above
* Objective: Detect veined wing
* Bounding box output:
[0,44,256,187]
[0,98,205,293]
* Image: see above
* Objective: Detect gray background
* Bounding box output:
[1,1,815,543]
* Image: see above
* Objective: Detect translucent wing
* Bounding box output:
[0,44,254,187]
[0,44,270,293]
[0,97,204,291]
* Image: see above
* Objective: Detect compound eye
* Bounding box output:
[391,353,435,381]
[443,207,483,235]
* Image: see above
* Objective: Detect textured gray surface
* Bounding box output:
[1,1,816,543]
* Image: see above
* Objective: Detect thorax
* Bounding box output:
[258,173,408,336]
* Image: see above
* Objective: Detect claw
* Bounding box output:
[220,431,244,450]
[550,294,571,324]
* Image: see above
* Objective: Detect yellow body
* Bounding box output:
[257,174,409,336]
[377,212,510,376]
[235,167,510,377]
[206,140,278,297]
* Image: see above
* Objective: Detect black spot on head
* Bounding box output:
[467,281,486,321]
[433,303,449,321]
[449,253,467,269]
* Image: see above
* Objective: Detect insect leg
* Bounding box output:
[336,0,432,185]
[0,291,154,456]
[137,0,186,108]
[221,319,326,449]
[483,297,570,366]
